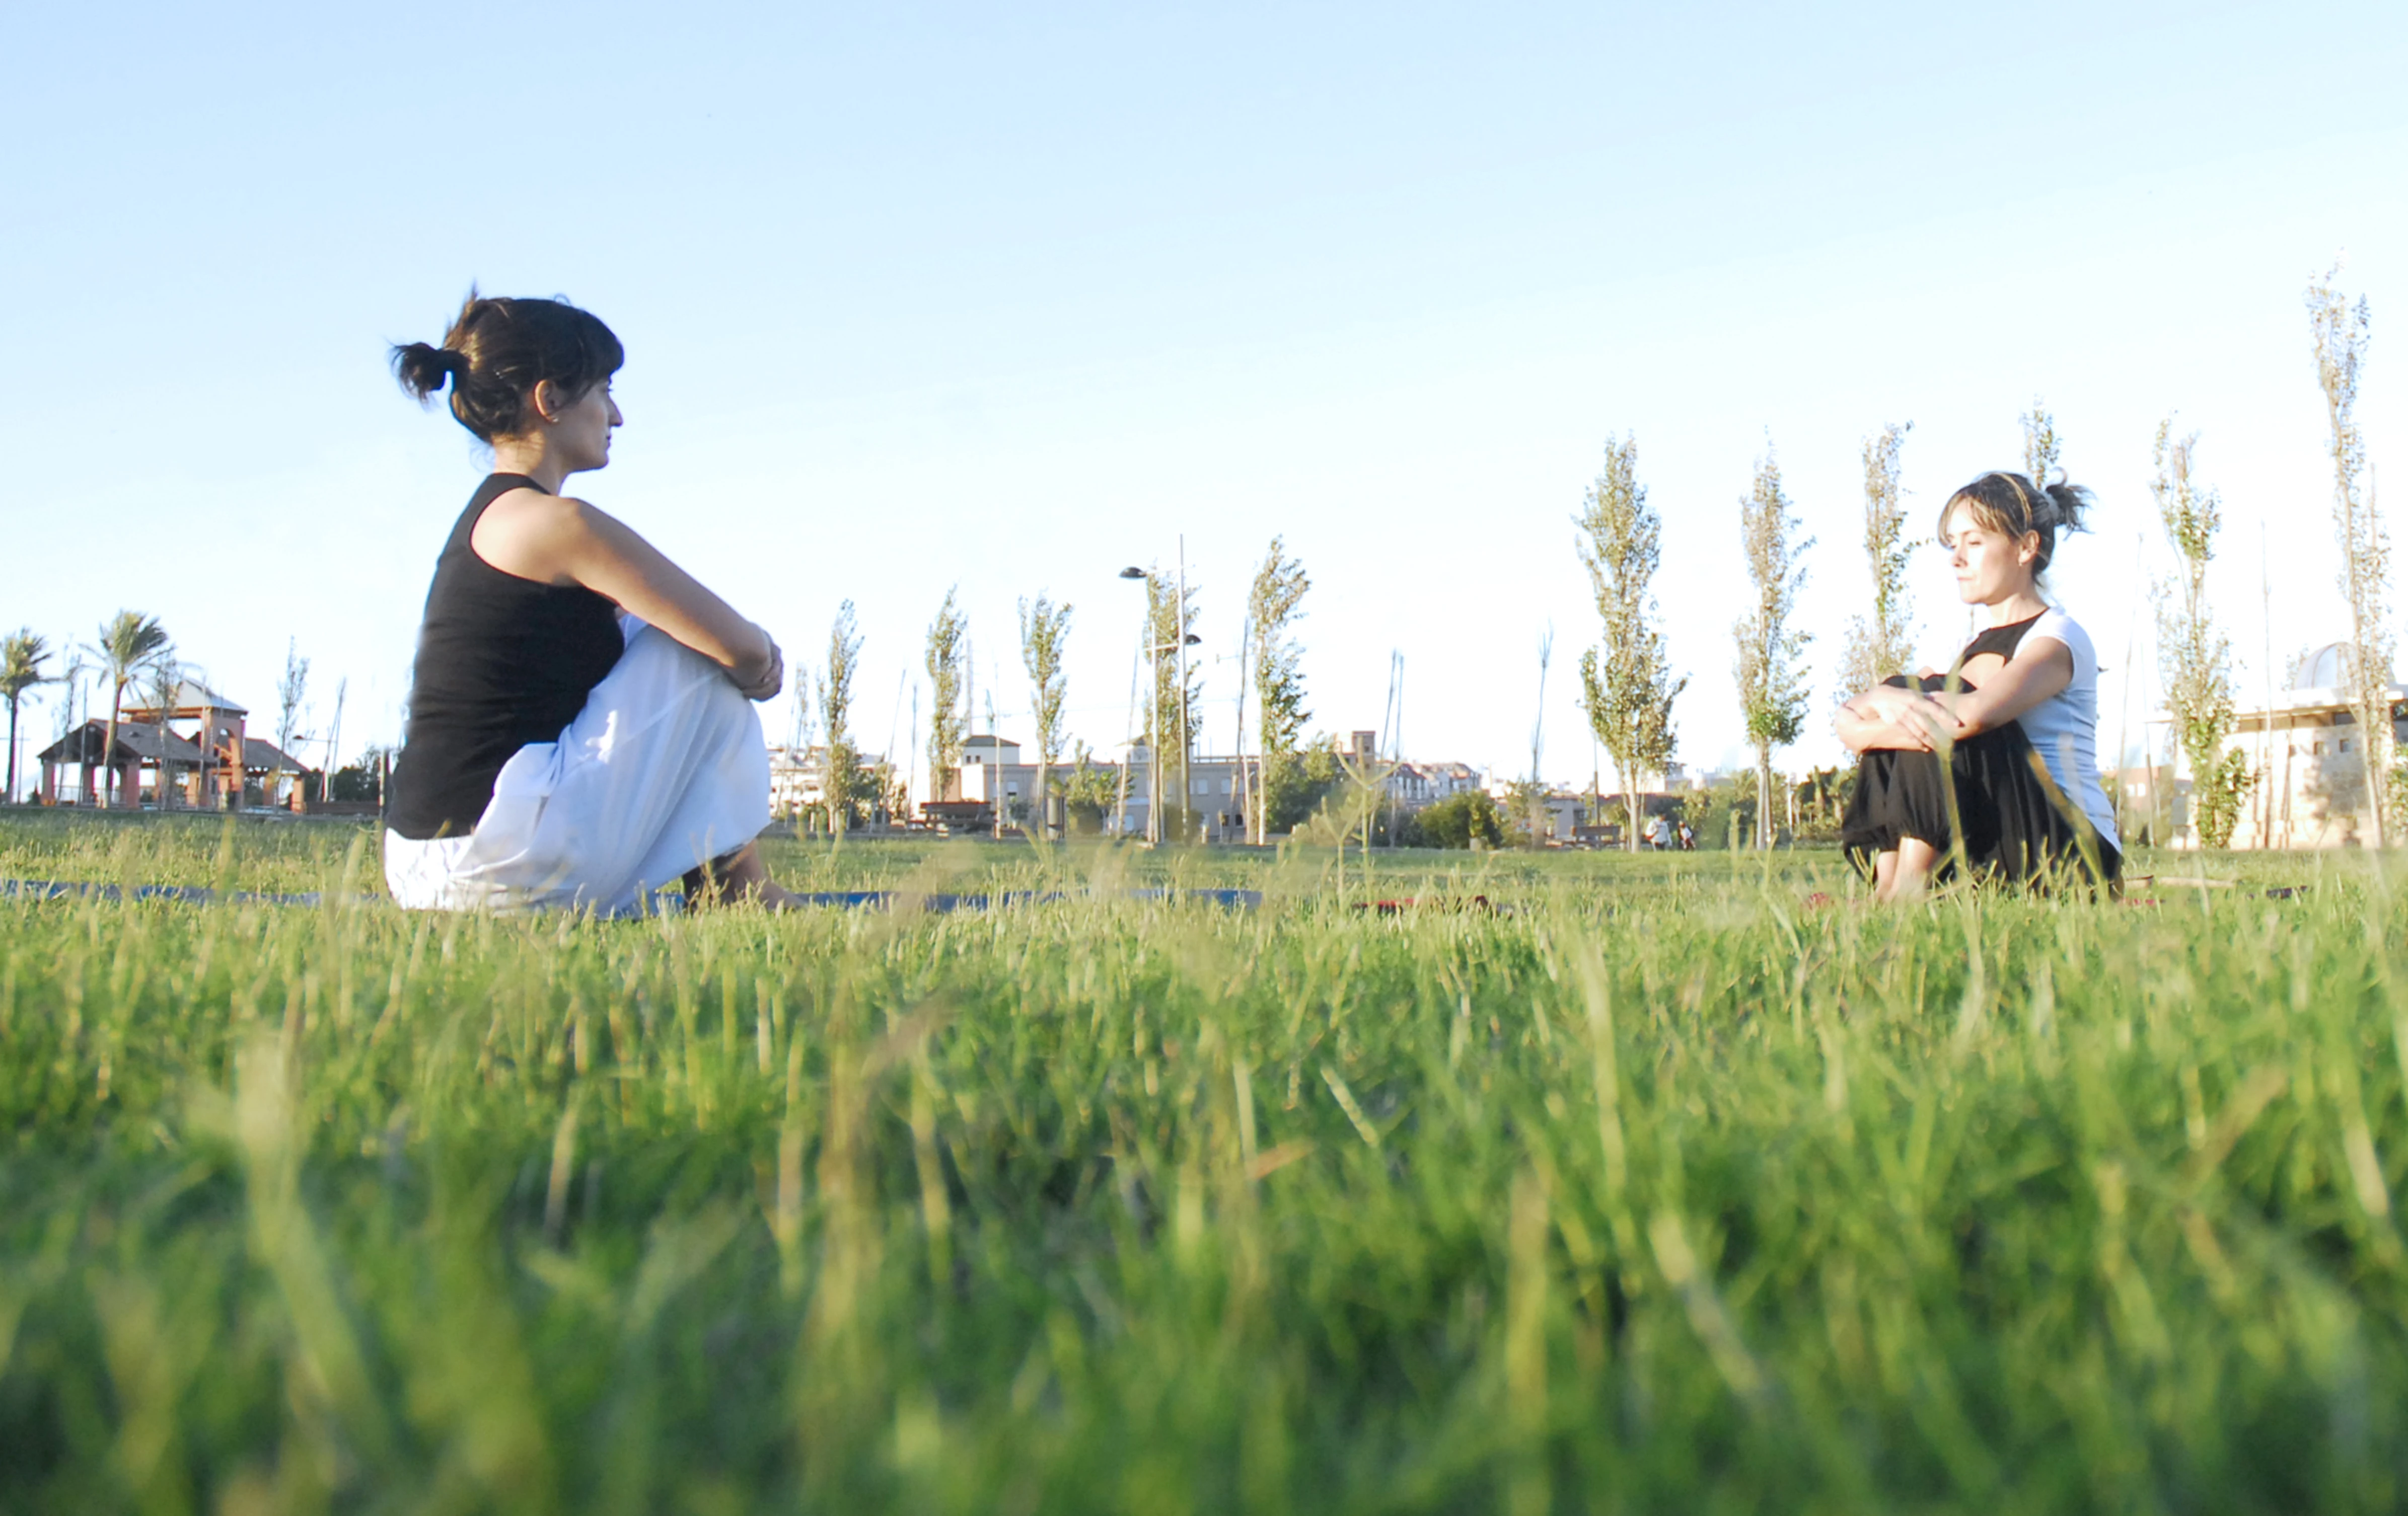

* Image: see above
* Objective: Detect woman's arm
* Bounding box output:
[471,489,782,699]
[1834,690,1943,753]
[1927,639,2073,736]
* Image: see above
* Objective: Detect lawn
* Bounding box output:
[2,811,2403,1512]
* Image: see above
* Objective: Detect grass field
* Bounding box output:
[5,810,2406,1512]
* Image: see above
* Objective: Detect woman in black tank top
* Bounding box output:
[1833,471,2119,900]
[382,293,800,912]
[1836,613,2077,890]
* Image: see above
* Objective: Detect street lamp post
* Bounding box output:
[1175,537,1192,847]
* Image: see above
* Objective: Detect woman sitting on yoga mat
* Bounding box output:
[1833,471,2121,900]
[381,293,800,914]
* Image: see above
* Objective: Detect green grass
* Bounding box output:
[4,813,2406,1511]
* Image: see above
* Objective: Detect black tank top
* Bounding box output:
[1960,613,2042,664]
[1915,614,2044,691]
[386,475,625,840]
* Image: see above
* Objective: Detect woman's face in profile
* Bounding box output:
[542,378,623,474]
[1945,502,2037,605]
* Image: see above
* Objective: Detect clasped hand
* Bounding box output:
[1841,681,1961,752]
[731,628,783,702]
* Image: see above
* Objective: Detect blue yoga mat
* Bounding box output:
[2,879,1261,913]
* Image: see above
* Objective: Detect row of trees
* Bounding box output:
[799,536,1319,842]
[2148,261,2380,849]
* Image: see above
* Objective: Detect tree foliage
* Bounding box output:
[1732,447,1813,849]
[1262,736,1345,836]
[1400,789,1505,850]
[89,611,171,808]
[1143,569,1202,839]
[2150,419,2248,849]
[1018,592,1073,835]
[145,655,181,807]
[1839,421,1916,697]
[2021,399,2061,488]
[1574,435,1685,852]
[1247,540,1311,844]
[275,638,310,779]
[819,601,863,834]
[1058,742,1120,834]
[2308,261,2388,845]
[1,629,53,803]
[923,588,967,803]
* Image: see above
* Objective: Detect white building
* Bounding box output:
[768,744,900,826]
[2207,641,2408,850]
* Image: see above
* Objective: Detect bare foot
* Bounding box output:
[682,842,803,910]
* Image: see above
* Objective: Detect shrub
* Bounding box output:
[1402,790,1505,849]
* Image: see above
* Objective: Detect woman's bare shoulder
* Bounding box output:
[470,487,595,584]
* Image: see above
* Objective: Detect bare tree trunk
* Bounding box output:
[1756,747,1773,850]
[102,684,122,809]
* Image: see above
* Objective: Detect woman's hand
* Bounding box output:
[1851,683,1940,727]
[1835,687,1959,753]
[731,627,783,702]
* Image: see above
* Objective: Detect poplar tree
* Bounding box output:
[148,656,180,808]
[1017,593,1072,835]
[1732,447,1813,849]
[275,640,309,803]
[1574,435,1685,851]
[923,588,967,802]
[2308,262,2388,845]
[1246,540,1310,843]
[1839,422,1916,696]
[1144,570,1202,839]
[2151,420,2249,848]
[2021,400,2061,486]
[818,601,862,836]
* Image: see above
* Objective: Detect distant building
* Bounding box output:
[2202,641,2408,849]
[768,744,900,827]
[919,726,1488,843]
[1100,741,1259,843]
[35,680,306,808]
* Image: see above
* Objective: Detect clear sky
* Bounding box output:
[4,2,2404,794]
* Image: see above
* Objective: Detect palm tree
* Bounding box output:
[89,612,171,808]
[0,630,52,804]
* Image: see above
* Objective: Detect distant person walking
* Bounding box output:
[382,293,799,914]
[1833,472,2120,899]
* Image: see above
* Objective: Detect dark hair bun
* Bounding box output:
[389,290,623,442]
[391,341,466,401]
[2042,482,2093,536]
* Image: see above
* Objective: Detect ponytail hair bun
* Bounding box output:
[2040,481,2093,537]
[389,289,623,442]
[391,341,466,401]
[1937,471,2093,577]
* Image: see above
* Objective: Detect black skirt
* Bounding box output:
[1841,677,2120,890]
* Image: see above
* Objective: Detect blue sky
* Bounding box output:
[4,2,2404,790]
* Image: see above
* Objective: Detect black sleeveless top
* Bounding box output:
[386,475,625,840]
[1961,613,2042,664]
[1915,614,2044,691]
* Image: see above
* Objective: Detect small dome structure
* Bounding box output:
[2295,643,2349,691]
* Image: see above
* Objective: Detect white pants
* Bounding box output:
[383,618,770,917]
